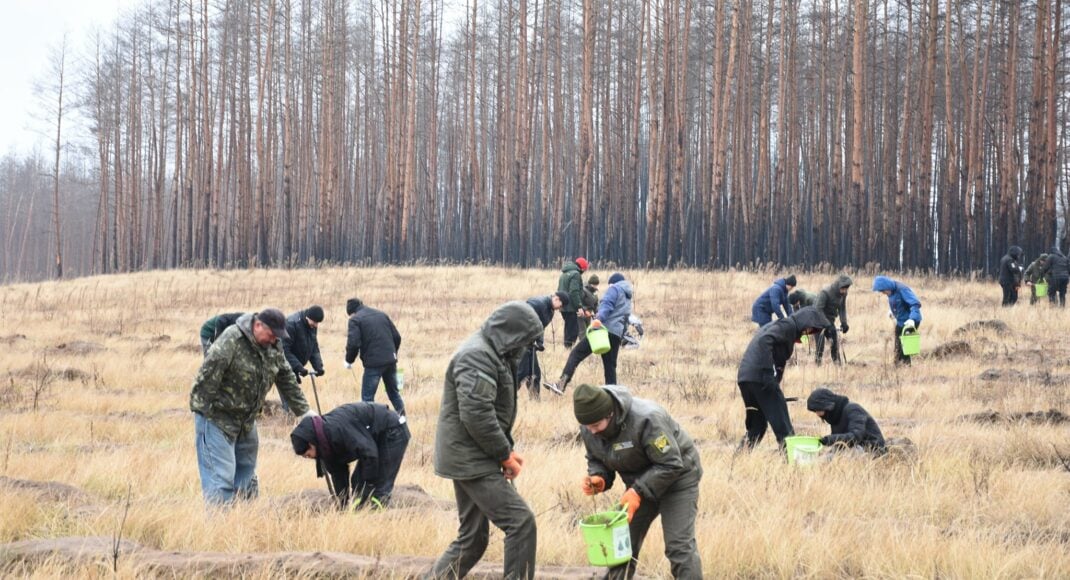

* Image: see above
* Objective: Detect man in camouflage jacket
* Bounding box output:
[190,308,313,505]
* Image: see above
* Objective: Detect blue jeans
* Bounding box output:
[194,413,259,505]
[362,363,405,414]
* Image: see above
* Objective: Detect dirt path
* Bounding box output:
[0,536,611,578]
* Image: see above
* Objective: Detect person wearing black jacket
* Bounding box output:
[736,307,829,450]
[806,388,885,454]
[1045,246,1070,307]
[282,306,326,381]
[344,298,405,415]
[517,292,569,399]
[198,311,244,355]
[998,246,1024,307]
[290,402,410,508]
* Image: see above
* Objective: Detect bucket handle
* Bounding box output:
[581,506,629,528]
[900,326,918,337]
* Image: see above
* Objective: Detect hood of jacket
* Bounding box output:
[790,306,831,334]
[871,276,896,293]
[773,278,789,291]
[1009,246,1023,260]
[615,280,635,300]
[481,301,544,359]
[561,260,581,275]
[830,274,853,293]
[807,387,849,424]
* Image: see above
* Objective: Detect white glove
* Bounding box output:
[298,410,318,421]
[903,320,916,330]
[344,362,353,370]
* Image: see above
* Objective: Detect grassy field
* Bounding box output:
[0,266,1068,578]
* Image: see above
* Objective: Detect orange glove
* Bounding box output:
[581,475,606,496]
[591,319,604,329]
[501,451,525,480]
[620,488,642,522]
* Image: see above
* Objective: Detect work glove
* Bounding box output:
[295,367,310,377]
[903,319,916,331]
[294,374,302,384]
[591,319,603,330]
[819,436,831,446]
[840,323,849,334]
[534,342,546,352]
[581,475,606,496]
[620,489,642,523]
[314,369,326,377]
[344,361,353,370]
[298,410,318,421]
[501,451,525,480]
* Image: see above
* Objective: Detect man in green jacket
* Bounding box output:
[190,309,314,505]
[574,384,703,579]
[814,275,852,365]
[1024,254,1050,306]
[428,301,544,580]
[557,256,589,348]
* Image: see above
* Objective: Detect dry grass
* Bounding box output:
[0,266,1068,578]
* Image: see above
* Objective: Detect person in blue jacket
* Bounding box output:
[547,272,633,395]
[872,276,922,365]
[751,275,797,327]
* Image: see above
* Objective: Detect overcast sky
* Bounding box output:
[0,0,138,156]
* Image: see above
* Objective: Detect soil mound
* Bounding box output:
[0,333,27,345]
[927,340,972,359]
[0,477,93,505]
[977,368,1058,384]
[0,536,609,578]
[274,484,454,513]
[45,341,105,355]
[952,320,1011,337]
[959,409,1069,425]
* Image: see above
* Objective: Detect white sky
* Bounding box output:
[0,0,137,156]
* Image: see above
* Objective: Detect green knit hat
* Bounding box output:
[573,384,614,424]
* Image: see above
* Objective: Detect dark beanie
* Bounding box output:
[785,275,798,287]
[346,298,363,316]
[573,384,614,424]
[306,305,325,323]
[554,291,570,308]
[290,416,315,455]
[608,272,625,285]
[588,274,600,286]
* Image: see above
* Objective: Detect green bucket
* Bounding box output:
[579,509,632,567]
[899,327,921,357]
[785,435,823,466]
[800,333,809,345]
[1035,282,1049,297]
[587,326,611,355]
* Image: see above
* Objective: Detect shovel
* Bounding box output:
[305,368,335,498]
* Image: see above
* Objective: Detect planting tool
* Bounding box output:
[306,369,335,499]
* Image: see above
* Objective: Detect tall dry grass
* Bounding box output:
[0,266,1068,577]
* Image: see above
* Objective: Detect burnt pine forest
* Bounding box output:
[1,0,1068,281]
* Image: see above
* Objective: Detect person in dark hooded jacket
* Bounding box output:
[199,311,244,355]
[806,388,885,454]
[813,275,852,365]
[573,384,703,579]
[736,307,830,449]
[547,272,634,395]
[517,292,569,399]
[751,275,797,327]
[788,289,818,310]
[428,301,543,580]
[290,402,410,509]
[1024,254,1050,306]
[998,246,1025,306]
[1045,246,1070,306]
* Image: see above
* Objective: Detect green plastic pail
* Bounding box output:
[587,326,611,355]
[579,509,632,567]
[785,435,823,466]
[1035,282,1049,297]
[899,328,921,357]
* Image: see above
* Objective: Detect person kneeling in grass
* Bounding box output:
[291,402,410,509]
[806,387,885,455]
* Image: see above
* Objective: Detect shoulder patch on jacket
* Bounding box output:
[651,433,671,454]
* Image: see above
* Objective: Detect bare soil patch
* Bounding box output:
[44,341,106,355]
[958,409,1069,425]
[0,477,93,505]
[952,319,1011,337]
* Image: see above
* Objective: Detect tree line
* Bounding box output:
[0,0,1067,282]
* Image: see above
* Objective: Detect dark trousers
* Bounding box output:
[1049,277,1069,307]
[608,483,703,580]
[737,381,794,448]
[814,325,840,364]
[893,322,921,365]
[1001,283,1019,306]
[516,347,542,398]
[362,363,405,415]
[428,474,537,580]
[561,311,580,348]
[1030,284,1040,305]
[562,332,622,384]
[348,424,410,506]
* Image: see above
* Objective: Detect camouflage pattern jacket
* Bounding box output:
[190,313,309,440]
